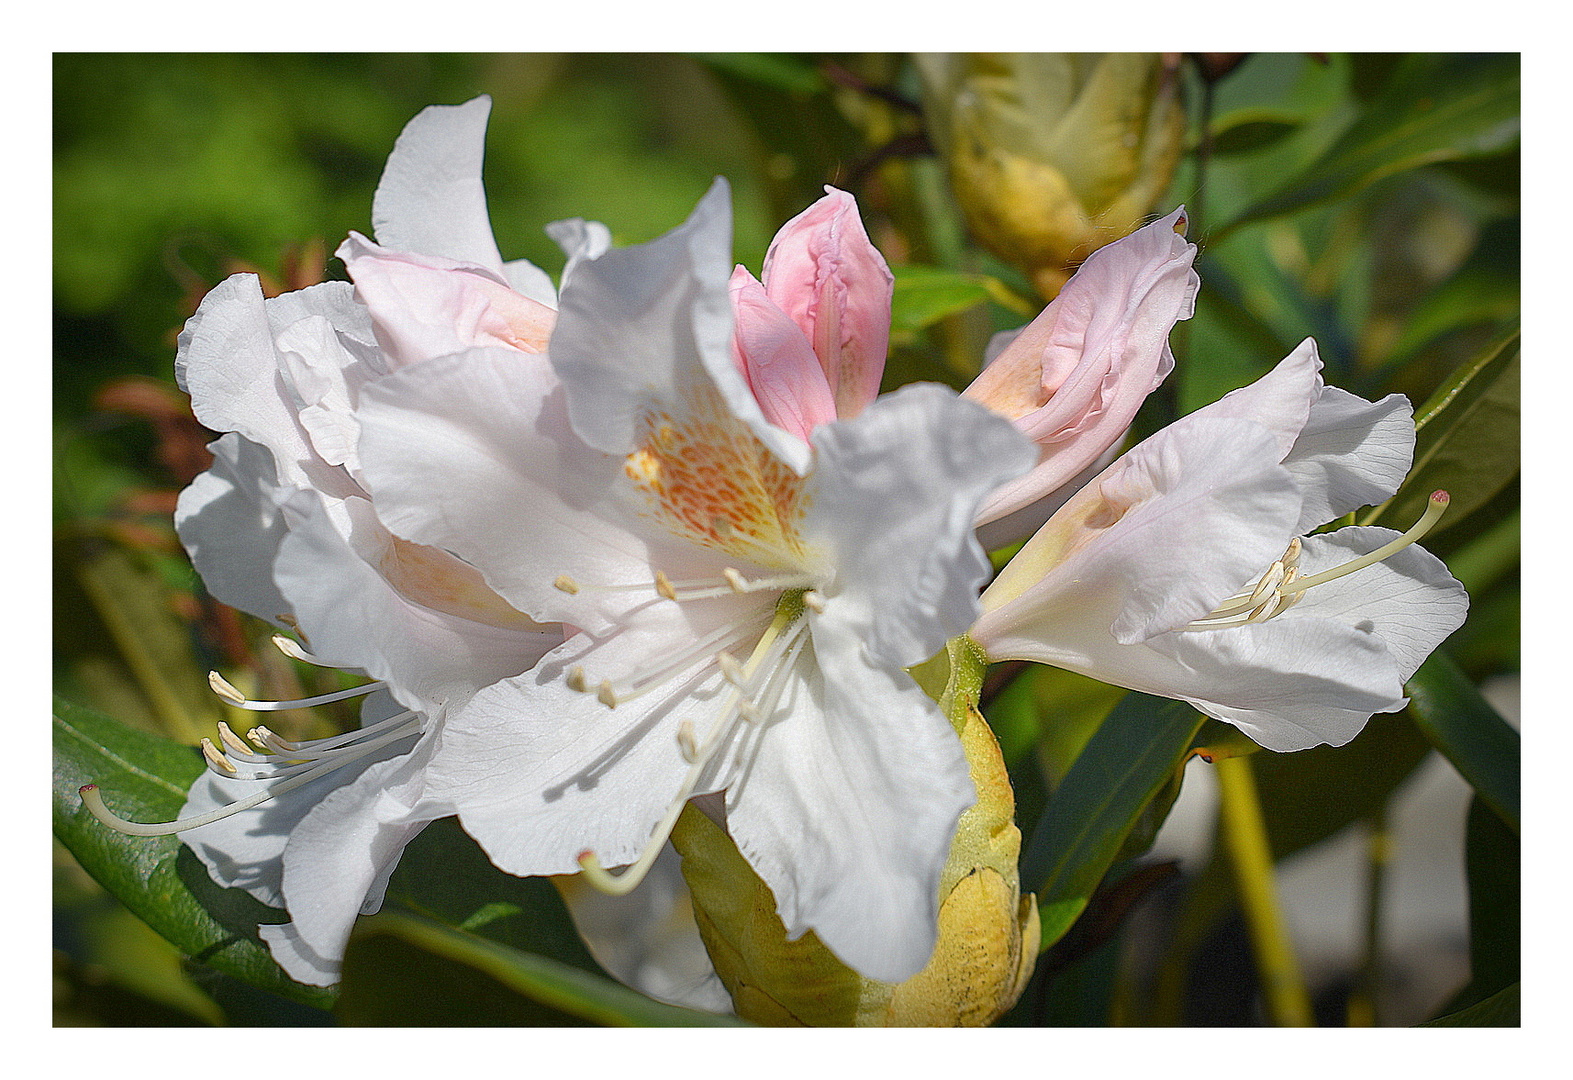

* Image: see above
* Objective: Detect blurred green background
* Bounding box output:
[54,53,1519,1027]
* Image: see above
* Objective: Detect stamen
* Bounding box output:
[1184,493,1450,632]
[271,634,330,666]
[802,590,827,613]
[569,608,774,708]
[207,670,388,712]
[79,716,422,837]
[202,738,238,775]
[577,606,810,897]
[655,571,677,601]
[677,721,699,763]
[555,575,581,594]
[216,722,253,757]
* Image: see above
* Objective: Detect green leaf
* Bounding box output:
[1223,53,1520,232]
[1208,110,1302,156]
[1456,794,1520,1009]
[1418,982,1519,1027]
[1361,328,1520,536]
[51,695,336,1011]
[336,912,744,1026]
[1403,651,1520,832]
[381,817,606,976]
[890,265,991,334]
[1020,693,1203,950]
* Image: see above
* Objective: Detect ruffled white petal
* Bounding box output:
[802,383,1035,667]
[1284,389,1414,532]
[356,347,718,631]
[259,733,448,985]
[426,599,764,875]
[722,614,974,983]
[273,490,559,714]
[370,96,506,277]
[978,416,1302,648]
[1275,527,1468,679]
[549,179,812,475]
[174,433,294,626]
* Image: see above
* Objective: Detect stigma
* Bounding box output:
[1183,490,1449,632]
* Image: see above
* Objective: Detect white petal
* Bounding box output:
[1285,388,1415,531]
[1186,338,1321,458]
[370,96,505,276]
[1282,527,1468,680]
[722,614,974,983]
[425,603,759,876]
[356,348,712,631]
[557,844,732,1013]
[263,734,447,986]
[549,179,812,475]
[178,692,420,927]
[978,416,1302,649]
[273,490,559,713]
[174,433,293,626]
[802,383,1035,667]
[545,216,612,292]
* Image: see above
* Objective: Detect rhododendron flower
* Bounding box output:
[355,179,1037,983]
[83,97,586,985]
[965,207,1198,546]
[971,340,1468,752]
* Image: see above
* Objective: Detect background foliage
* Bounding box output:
[53,52,1518,1027]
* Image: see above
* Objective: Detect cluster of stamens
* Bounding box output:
[1183,490,1450,633]
[556,567,818,896]
[80,634,419,837]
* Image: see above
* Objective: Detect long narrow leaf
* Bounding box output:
[1020,693,1202,950]
[1404,652,1519,831]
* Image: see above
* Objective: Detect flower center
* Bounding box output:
[1182,490,1450,632]
[626,388,810,569]
[79,635,420,836]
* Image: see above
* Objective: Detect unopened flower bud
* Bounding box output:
[916,53,1186,299]
[671,645,1037,1026]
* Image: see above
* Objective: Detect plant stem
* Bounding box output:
[1215,754,1314,1025]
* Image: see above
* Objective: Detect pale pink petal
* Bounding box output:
[339,233,556,368]
[762,187,893,419]
[729,265,836,442]
[968,206,1198,528]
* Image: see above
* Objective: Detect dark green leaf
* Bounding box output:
[1020,693,1203,950]
[1404,651,1520,831]
[1418,982,1518,1027]
[1362,328,1519,536]
[336,912,744,1026]
[1251,711,1433,861]
[51,695,335,1011]
[1223,53,1519,231]
[1457,794,1520,1008]
[383,817,606,976]
[1209,112,1301,156]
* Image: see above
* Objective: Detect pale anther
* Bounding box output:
[566,666,589,693]
[677,721,699,763]
[554,575,581,595]
[202,739,238,774]
[209,671,246,705]
[803,590,826,613]
[723,568,748,593]
[597,680,619,708]
[272,634,322,665]
[716,651,746,688]
[217,722,252,756]
[655,571,677,601]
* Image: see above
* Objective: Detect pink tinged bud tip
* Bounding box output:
[1431,490,1450,504]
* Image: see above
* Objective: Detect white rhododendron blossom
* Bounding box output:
[355,178,1037,984]
[972,340,1468,752]
[81,97,592,985]
[965,206,1199,547]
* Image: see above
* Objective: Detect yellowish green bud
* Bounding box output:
[916,53,1186,299]
[671,640,1037,1026]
